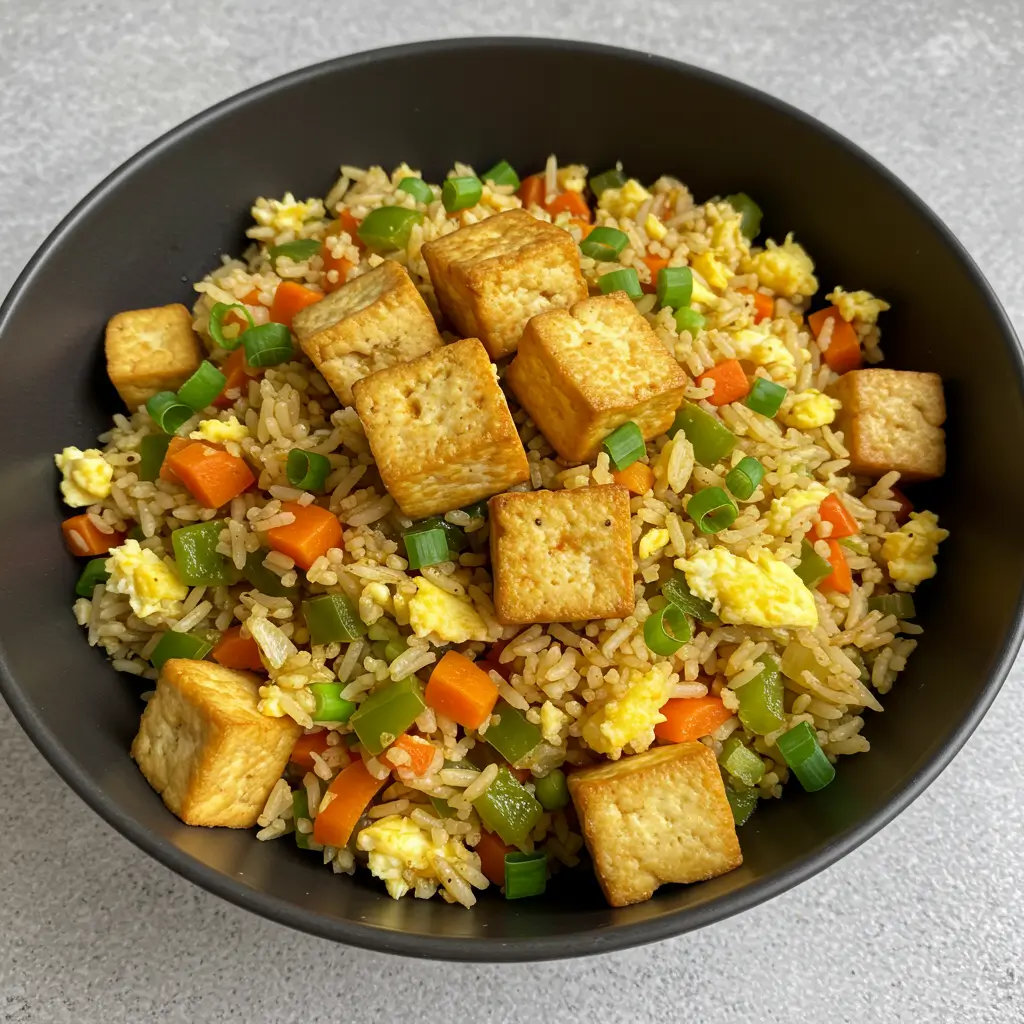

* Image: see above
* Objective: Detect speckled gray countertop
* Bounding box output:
[1,2,1022,1020]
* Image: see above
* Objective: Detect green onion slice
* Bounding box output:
[357,207,424,250]
[146,391,194,435]
[309,682,356,724]
[150,630,213,672]
[643,604,691,656]
[481,160,520,190]
[725,456,765,500]
[602,421,646,470]
[745,377,787,418]
[138,434,172,482]
[177,360,227,412]
[461,500,488,520]
[795,538,833,589]
[726,785,759,826]
[209,302,254,350]
[243,322,294,368]
[686,486,738,534]
[589,167,627,198]
[579,226,629,261]
[598,266,642,300]
[724,193,763,240]
[302,593,367,645]
[396,177,433,204]
[868,593,916,620]
[268,239,321,269]
[534,769,569,811]
[286,448,331,491]
[442,176,483,213]
[662,571,719,623]
[674,307,706,335]
[503,851,547,900]
[656,266,693,309]
[75,558,111,598]
[775,720,835,792]
[403,525,450,570]
[384,637,409,664]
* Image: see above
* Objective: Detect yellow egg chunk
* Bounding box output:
[827,286,891,325]
[644,212,668,241]
[766,483,830,536]
[639,528,671,560]
[408,576,487,643]
[598,179,652,219]
[676,547,818,628]
[780,390,842,430]
[743,232,818,298]
[881,511,948,586]
[690,252,732,294]
[106,539,189,619]
[191,416,249,443]
[689,276,720,309]
[540,700,570,745]
[357,815,443,899]
[729,326,797,386]
[54,447,113,507]
[249,192,324,236]
[581,664,673,759]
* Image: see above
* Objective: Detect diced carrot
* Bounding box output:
[425,650,500,730]
[212,625,265,672]
[818,539,853,594]
[159,435,199,483]
[390,734,436,776]
[290,730,332,771]
[319,235,354,293]
[214,347,259,409]
[546,190,591,222]
[475,829,512,886]
[809,305,862,375]
[517,174,546,210]
[269,281,323,328]
[241,288,262,305]
[222,289,264,332]
[568,217,594,239]
[265,501,343,571]
[654,696,734,743]
[509,766,531,783]
[61,515,124,557]
[696,359,750,406]
[165,441,255,509]
[338,209,364,250]
[816,493,859,539]
[312,758,389,848]
[738,287,774,324]
[612,461,655,496]
[640,255,669,295]
[891,487,913,526]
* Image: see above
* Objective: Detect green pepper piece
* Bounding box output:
[725,783,759,826]
[302,593,367,644]
[485,700,542,764]
[384,637,409,664]
[170,521,239,587]
[735,654,785,735]
[534,768,569,811]
[724,192,763,240]
[662,571,719,624]
[472,766,543,846]
[150,630,213,671]
[719,735,766,787]
[75,557,110,598]
[242,549,298,598]
[794,538,833,589]
[349,677,426,755]
[668,402,736,466]
[138,434,172,481]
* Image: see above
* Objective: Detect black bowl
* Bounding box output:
[1,38,1021,962]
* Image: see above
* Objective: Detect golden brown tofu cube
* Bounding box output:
[568,742,742,907]
[105,303,203,410]
[131,659,301,828]
[831,369,946,481]
[506,292,689,463]
[489,484,634,624]
[422,209,588,359]
[292,260,443,405]
[352,338,529,520]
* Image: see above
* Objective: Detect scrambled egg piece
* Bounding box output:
[644,213,668,241]
[766,483,830,535]
[639,528,671,560]
[250,192,325,236]
[827,286,891,325]
[729,325,798,386]
[743,233,818,298]
[556,165,587,193]
[357,815,463,900]
[676,546,817,628]
[190,416,249,443]
[106,539,188,619]
[710,213,748,258]
[598,179,652,220]
[881,511,948,586]
[780,389,842,430]
[540,700,570,745]
[54,447,113,507]
[408,577,487,643]
[690,252,732,294]
[690,276,720,308]
[581,665,673,759]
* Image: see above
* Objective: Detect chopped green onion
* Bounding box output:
[293,788,313,848]
[719,735,765,786]
[598,267,642,300]
[795,538,833,589]
[405,515,468,558]
[726,784,759,826]
[589,167,627,198]
[138,434,172,481]
[485,700,542,765]
[503,851,547,900]
[150,630,213,672]
[402,525,450,569]
[736,654,784,735]
[656,266,693,309]
[686,486,738,534]
[579,226,629,261]
[745,377,787,418]
[868,593,916,619]
[668,402,736,466]
[171,521,238,586]
[472,766,543,846]
[775,720,835,792]
[146,391,193,435]
[268,239,321,269]
[242,549,298,597]
[243,322,294,368]
[310,682,356,724]
[662,571,718,623]
[396,176,433,204]
[724,193,763,240]
[302,593,367,645]
[481,160,520,190]
[534,769,569,811]
[602,421,646,470]
[368,618,399,643]
[384,637,409,664]
[285,448,331,491]
[644,604,691,656]
[725,456,765,500]
[674,307,706,334]
[176,360,227,412]
[442,176,483,213]
[209,302,254,350]
[349,677,426,755]
[75,558,110,598]
[357,206,424,250]
[127,524,146,541]
[461,500,488,520]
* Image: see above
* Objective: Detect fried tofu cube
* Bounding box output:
[489,484,634,624]
[506,292,689,463]
[292,260,443,405]
[131,658,301,828]
[568,742,742,907]
[422,209,588,359]
[105,303,203,409]
[830,369,946,481]
[352,338,529,519]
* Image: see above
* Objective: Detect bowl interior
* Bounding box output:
[1,39,1021,960]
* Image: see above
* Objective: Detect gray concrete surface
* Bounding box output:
[1,1,1022,1021]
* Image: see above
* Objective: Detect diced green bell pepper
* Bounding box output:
[171,521,239,586]
[242,549,298,598]
[150,630,213,671]
[533,768,569,811]
[668,402,736,466]
[302,593,366,645]
[735,654,784,735]
[725,783,759,826]
[485,700,542,765]
[349,677,425,755]
[472,766,543,846]
[719,735,765,786]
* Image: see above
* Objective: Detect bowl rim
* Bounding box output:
[2,35,1022,962]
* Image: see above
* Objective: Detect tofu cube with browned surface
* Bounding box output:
[422,209,588,360]
[105,303,203,410]
[568,742,742,907]
[506,292,689,463]
[131,658,301,828]
[830,369,946,481]
[489,484,634,625]
[352,338,529,520]
[292,260,443,405]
